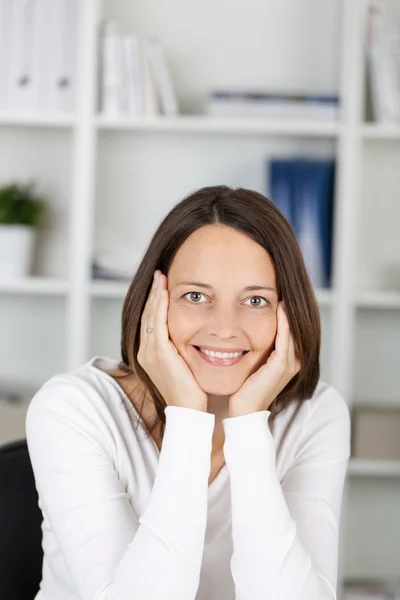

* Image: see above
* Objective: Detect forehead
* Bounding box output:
[168,225,276,283]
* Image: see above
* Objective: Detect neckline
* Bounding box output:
[88,357,229,493]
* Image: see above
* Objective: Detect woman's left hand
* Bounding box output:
[228,302,301,418]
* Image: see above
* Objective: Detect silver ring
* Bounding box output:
[146,327,154,333]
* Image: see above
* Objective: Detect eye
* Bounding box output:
[183,292,205,303]
[182,292,270,308]
[245,296,270,308]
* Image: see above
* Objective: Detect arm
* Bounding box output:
[25,379,214,600]
[222,386,351,600]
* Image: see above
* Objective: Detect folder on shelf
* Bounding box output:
[0,0,13,110]
[268,159,296,230]
[100,21,123,115]
[141,39,161,117]
[45,0,78,113]
[365,0,400,124]
[121,33,142,117]
[1,0,78,112]
[7,0,37,111]
[295,159,335,289]
[145,37,179,117]
[268,158,335,289]
[207,90,340,120]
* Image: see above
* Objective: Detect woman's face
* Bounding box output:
[166,224,279,398]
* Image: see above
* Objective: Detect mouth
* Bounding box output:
[192,345,249,367]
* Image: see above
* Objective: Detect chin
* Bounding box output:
[193,372,247,395]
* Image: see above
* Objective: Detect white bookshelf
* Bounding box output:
[0,277,68,296]
[0,112,76,128]
[362,123,400,139]
[96,114,342,136]
[348,458,400,478]
[356,291,400,309]
[1,0,399,596]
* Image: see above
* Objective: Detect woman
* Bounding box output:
[26,185,351,600]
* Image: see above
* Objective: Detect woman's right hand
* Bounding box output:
[137,270,208,412]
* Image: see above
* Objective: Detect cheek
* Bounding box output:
[167,305,196,341]
[255,314,277,345]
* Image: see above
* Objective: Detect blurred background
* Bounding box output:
[0,0,399,598]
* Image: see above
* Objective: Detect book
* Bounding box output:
[207,91,339,120]
[268,159,295,227]
[145,37,179,116]
[100,21,123,115]
[141,39,161,116]
[92,247,142,280]
[120,33,142,117]
[365,0,400,124]
[268,158,335,289]
[46,0,78,112]
[7,0,37,111]
[0,0,77,112]
[343,577,400,599]
[33,0,52,111]
[0,0,14,110]
[295,159,335,289]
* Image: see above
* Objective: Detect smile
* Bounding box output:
[193,345,249,367]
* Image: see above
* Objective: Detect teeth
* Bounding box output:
[199,348,244,359]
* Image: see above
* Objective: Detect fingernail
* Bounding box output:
[154,271,158,282]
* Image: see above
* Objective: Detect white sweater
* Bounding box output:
[25,356,351,600]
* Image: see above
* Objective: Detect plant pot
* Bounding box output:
[0,224,36,279]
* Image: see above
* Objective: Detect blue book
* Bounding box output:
[268,159,296,229]
[268,158,335,289]
[294,159,335,289]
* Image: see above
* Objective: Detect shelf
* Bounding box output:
[362,124,400,140]
[315,288,337,306]
[96,114,341,137]
[348,458,400,478]
[355,291,400,309]
[0,277,68,296]
[0,111,76,128]
[91,280,130,298]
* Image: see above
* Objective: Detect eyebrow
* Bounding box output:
[175,281,277,294]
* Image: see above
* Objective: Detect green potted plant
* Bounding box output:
[0,181,47,279]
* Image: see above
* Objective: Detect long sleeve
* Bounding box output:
[222,386,351,600]
[26,380,215,600]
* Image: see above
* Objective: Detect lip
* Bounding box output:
[193,345,248,367]
[193,344,249,353]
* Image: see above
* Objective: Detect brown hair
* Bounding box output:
[114,185,321,442]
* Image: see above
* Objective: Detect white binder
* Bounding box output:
[121,34,142,117]
[145,38,179,117]
[0,0,15,110]
[101,21,123,115]
[7,0,37,111]
[46,0,78,112]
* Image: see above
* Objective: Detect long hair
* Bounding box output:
[114,185,321,442]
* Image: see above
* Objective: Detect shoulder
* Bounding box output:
[27,357,110,414]
[25,357,127,455]
[293,380,351,462]
[306,380,351,425]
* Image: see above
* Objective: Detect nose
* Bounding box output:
[207,303,241,339]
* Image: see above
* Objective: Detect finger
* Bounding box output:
[141,272,161,352]
[153,276,169,351]
[274,302,290,357]
[287,329,301,374]
[287,332,297,370]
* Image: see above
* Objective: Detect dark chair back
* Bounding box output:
[0,438,43,599]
